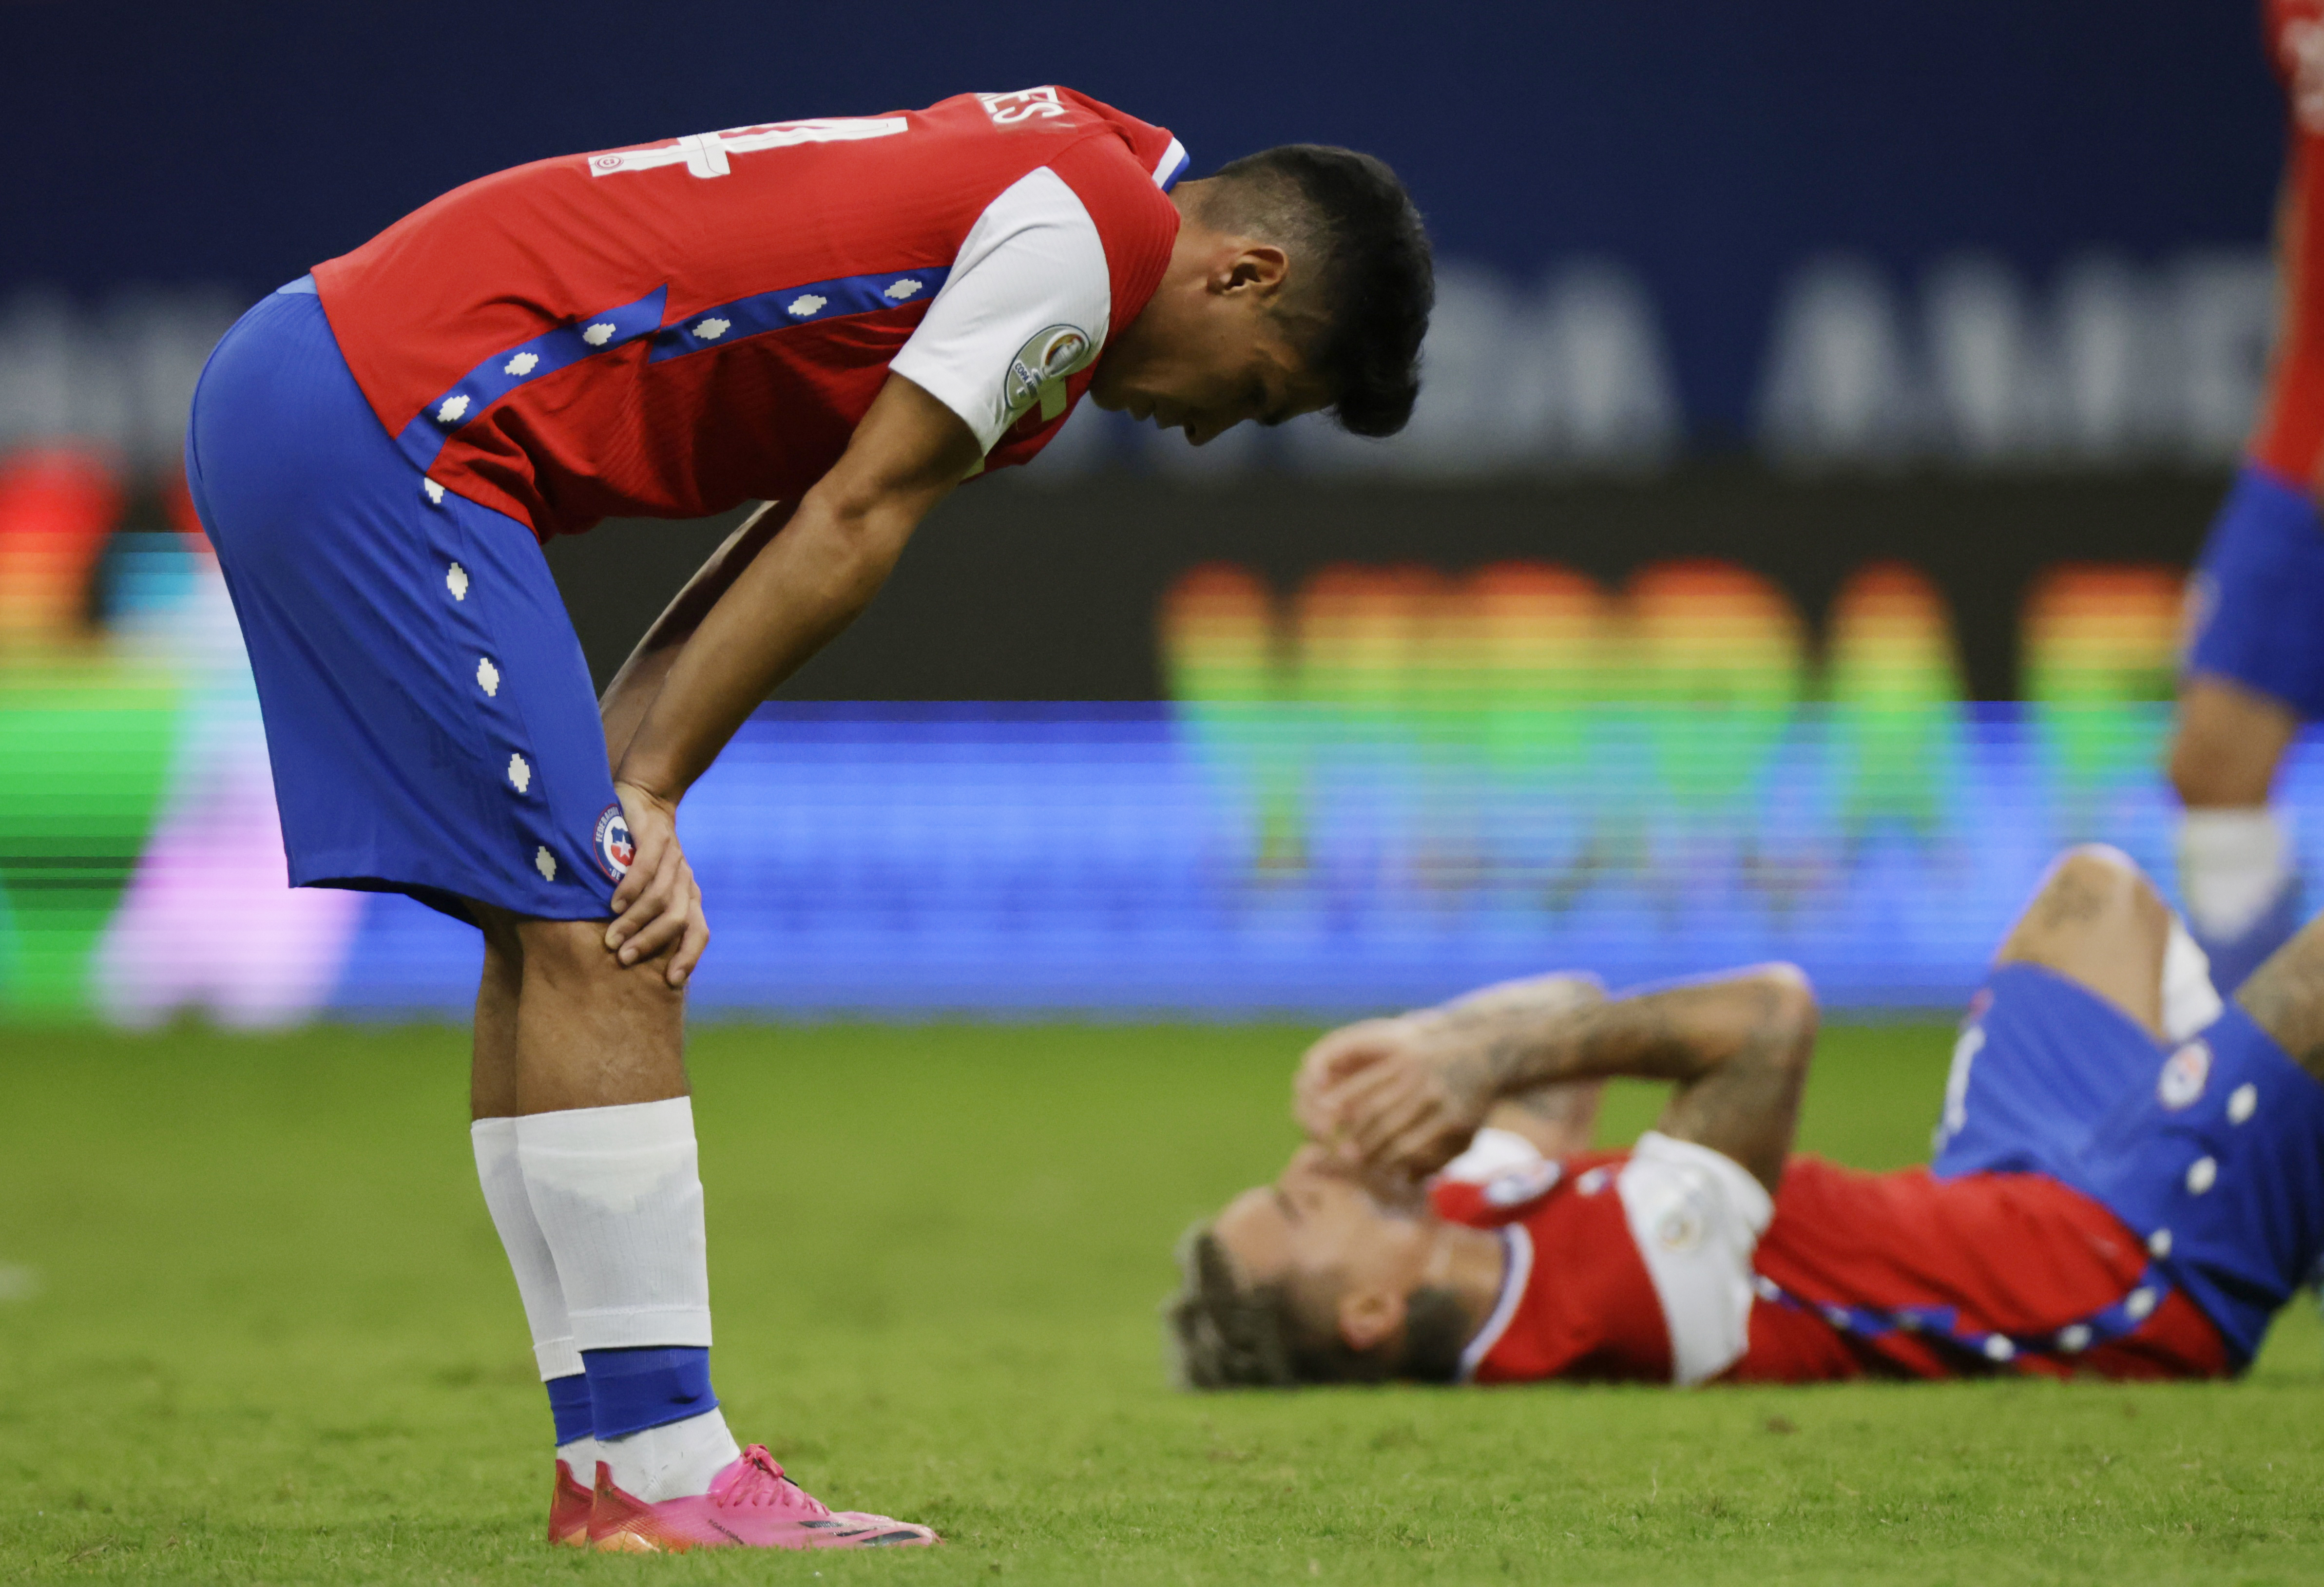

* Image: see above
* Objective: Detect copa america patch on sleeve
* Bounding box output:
[594,804,635,881]
[1005,324,1093,422]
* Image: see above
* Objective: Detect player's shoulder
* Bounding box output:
[911,87,1186,208]
[1429,1133,1630,1228]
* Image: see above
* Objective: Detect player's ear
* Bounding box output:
[1215,244,1290,298]
[1336,1285,1406,1353]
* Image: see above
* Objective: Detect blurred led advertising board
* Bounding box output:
[1,446,2279,1023]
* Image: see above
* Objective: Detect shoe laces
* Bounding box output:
[717,1445,831,1518]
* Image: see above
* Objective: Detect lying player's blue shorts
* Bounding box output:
[1935,963,2324,1364]
[185,279,624,923]
[2183,462,2324,719]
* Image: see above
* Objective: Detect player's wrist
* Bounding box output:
[613,771,687,813]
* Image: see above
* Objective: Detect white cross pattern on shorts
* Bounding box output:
[589,117,907,179]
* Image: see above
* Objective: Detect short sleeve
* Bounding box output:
[1616,1132,1774,1384]
[888,166,1112,453]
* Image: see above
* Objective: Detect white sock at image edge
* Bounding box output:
[472,1117,598,1475]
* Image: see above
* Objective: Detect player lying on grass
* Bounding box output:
[1172,845,2324,1387]
[184,87,1430,1550]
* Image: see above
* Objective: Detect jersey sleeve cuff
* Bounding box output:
[886,358,1008,455]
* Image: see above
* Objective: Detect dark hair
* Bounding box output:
[1198,145,1433,438]
[1165,1226,1469,1388]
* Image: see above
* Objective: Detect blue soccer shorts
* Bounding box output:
[1934,962,2324,1365]
[184,279,627,924]
[2183,462,2324,720]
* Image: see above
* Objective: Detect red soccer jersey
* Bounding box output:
[1431,1148,1675,1384]
[312,87,1188,541]
[1432,1136,2228,1386]
[2249,1,2324,484]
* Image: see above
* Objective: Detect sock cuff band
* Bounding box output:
[583,1345,720,1440]
[514,1096,696,1154]
[545,1372,595,1447]
[569,1304,713,1352]
[535,1337,584,1380]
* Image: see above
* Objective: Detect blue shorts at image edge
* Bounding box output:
[184,279,621,923]
[1935,963,2324,1364]
[2183,461,2324,720]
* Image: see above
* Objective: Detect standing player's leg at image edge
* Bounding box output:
[2169,17,2324,997]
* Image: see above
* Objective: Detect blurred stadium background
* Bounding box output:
[2,1,2305,1023]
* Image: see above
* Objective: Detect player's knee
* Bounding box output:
[515,916,685,1013]
[1743,963,1819,1050]
[2047,844,2160,915]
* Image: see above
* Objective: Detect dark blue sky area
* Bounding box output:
[11,0,2285,432]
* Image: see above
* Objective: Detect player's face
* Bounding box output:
[1210,1144,1432,1316]
[1090,246,1335,446]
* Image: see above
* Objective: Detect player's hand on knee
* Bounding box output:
[606,781,705,985]
[665,872,710,989]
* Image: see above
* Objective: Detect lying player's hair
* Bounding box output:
[1165,1225,1469,1388]
[1194,145,1433,439]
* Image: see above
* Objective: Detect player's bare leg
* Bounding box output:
[1994,845,2179,1040]
[2231,913,2324,1088]
[504,917,688,1112]
[2168,675,2304,994]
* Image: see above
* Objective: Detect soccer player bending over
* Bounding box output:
[1173,845,2324,1387]
[184,89,1430,1548]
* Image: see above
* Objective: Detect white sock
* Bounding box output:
[600,1408,743,1502]
[2177,807,2294,940]
[2160,913,2224,1044]
[557,1435,601,1480]
[514,1097,715,1351]
[477,1117,601,1477]
[471,1119,585,1380]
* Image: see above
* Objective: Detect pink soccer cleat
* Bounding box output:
[548,1459,593,1548]
[590,1445,938,1552]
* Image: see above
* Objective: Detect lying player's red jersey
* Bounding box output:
[314,88,1186,540]
[1430,1141,2228,1385]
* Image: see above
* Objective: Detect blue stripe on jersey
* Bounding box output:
[395,285,669,474]
[397,267,950,475]
[1749,1261,2181,1369]
[1156,144,1191,192]
[645,267,950,363]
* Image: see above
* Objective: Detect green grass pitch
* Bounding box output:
[1,1019,2319,1585]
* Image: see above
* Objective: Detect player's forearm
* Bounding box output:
[611,490,917,802]
[1421,978,1742,1095]
[1480,1083,1604,1159]
[1439,974,1608,1157]
[1424,970,1815,1186]
[598,503,796,772]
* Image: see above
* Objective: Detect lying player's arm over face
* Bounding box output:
[598,374,983,977]
[1296,966,1818,1191]
[1421,973,1609,1159]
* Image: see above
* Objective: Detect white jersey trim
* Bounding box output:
[1616,1131,1773,1386]
[1438,1126,1547,1185]
[1457,1223,1533,1383]
[888,166,1112,453]
[1152,136,1191,190]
